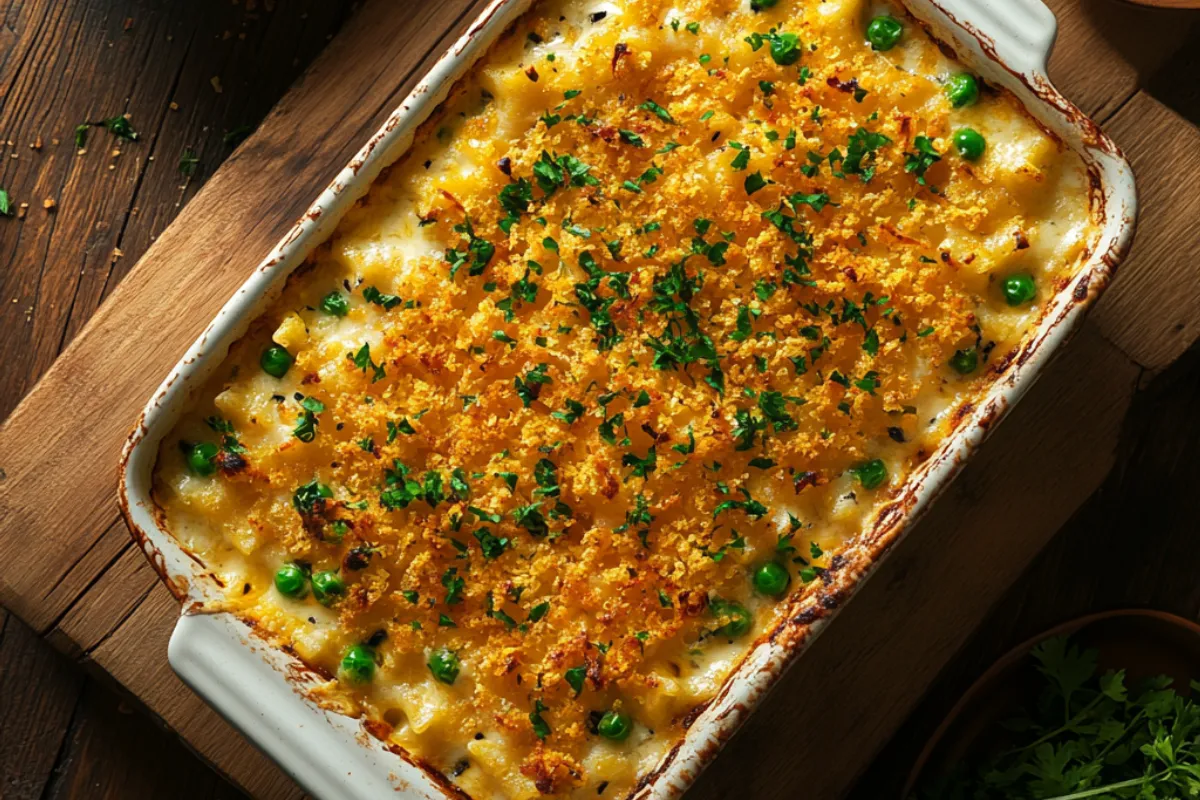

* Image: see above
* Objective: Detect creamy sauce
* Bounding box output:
[153,0,1094,797]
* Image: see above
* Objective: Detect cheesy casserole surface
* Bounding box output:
[154,0,1095,796]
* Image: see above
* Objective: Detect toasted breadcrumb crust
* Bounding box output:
[154,0,1093,796]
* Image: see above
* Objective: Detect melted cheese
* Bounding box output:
[153,0,1094,797]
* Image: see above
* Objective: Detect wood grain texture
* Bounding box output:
[0,0,357,421]
[0,0,1197,797]
[850,337,1200,798]
[40,678,246,800]
[1046,0,1196,122]
[849,33,1200,795]
[688,326,1140,800]
[0,1,359,798]
[0,0,488,796]
[1089,90,1200,370]
[0,0,488,633]
[89,585,300,800]
[0,611,82,798]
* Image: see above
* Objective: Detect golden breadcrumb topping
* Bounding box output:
[154,0,1094,797]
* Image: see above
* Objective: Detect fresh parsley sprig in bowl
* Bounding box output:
[908,611,1200,799]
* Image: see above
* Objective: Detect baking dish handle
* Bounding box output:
[923,0,1058,77]
[169,612,438,800]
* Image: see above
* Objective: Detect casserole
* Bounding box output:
[119,0,1136,797]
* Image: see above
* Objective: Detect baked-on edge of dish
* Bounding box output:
[117,1,1137,800]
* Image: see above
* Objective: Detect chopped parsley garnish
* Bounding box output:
[292,396,325,442]
[732,408,766,450]
[744,171,768,194]
[442,567,465,605]
[758,390,799,432]
[727,306,758,341]
[530,699,551,740]
[514,363,552,407]
[513,502,549,537]
[789,191,832,212]
[101,115,139,141]
[362,286,402,309]
[178,149,199,177]
[445,217,495,278]
[713,488,768,519]
[840,128,892,182]
[380,461,423,510]
[618,129,645,147]
[622,447,657,480]
[388,418,416,440]
[565,666,587,695]
[473,528,510,560]
[551,398,586,424]
[498,177,533,232]
[350,343,387,383]
[904,135,942,188]
[729,141,751,170]
[292,479,332,516]
[863,328,881,355]
[639,99,676,125]
[534,150,599,197]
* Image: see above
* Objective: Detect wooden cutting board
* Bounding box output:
[0,1,1198,798]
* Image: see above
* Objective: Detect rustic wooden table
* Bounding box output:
[0,2,356,796]
[2,1,1200,799]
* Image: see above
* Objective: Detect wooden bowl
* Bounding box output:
[903,609,1200,798]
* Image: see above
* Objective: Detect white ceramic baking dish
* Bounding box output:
[119,0,1137,797]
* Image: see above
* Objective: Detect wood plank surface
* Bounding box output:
[690,325,1140,800]
[850,35,1200,796]
[0,0,360,797]
[0,0,491,635]
[0,610,82,798]
[1089,90,1200,371]
[0,0,1197,798]
[851,323,1200,798]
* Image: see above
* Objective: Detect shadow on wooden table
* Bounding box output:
[850,331,1200,798]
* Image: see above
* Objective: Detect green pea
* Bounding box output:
[950,348,979,375]
[186,441,219,477]
[749,0,778,9]
[311,570,345,606]
[597,710,633,741]
[260,345,293,378]
[770,32,802,66]
[753,562,791,597]
[339,644,376,684]
[1002,273,1037,306]
[274,562,308,599]
[852,459,888,490]
[953,128,986,161]
[428,647,461,685]
[710,599,752,638]
[320,291,349,317]
[866,15,903,51]
[946,73,980,108]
